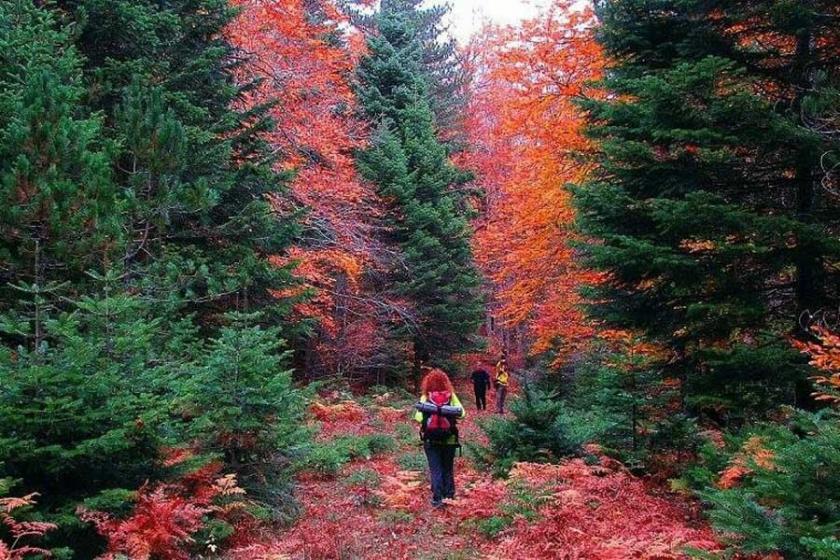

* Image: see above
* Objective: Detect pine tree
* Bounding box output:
[574,0,840,422]
[51,0,309,517]
[696,411,840,559]
[355,6,483,373]
[0,1,307,554]
[0,0,116,343]
[183,312,311,522]
[54,0,299,323]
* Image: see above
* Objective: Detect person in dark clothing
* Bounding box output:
[471,368,491,410]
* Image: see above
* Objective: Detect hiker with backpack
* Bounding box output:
[413,368,464,508]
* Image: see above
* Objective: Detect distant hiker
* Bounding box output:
[494,355,510,414]
[413,368,464,508]
[471,367,491,410]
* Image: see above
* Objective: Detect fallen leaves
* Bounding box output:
[377,470,424,510]
[455,458,721,559]
[235,378,721,560]
[309,401,367,423]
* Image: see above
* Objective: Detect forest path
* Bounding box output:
[228,378,721,560]
[229,378,497,559]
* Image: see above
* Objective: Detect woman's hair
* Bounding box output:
[421,368,454,395]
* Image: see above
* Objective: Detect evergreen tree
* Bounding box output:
[183,313,311,522]
[469,386,579,477]
[0,272,182,556]
[51,0,308,505]
[54,0,299,323]
[348,0,469,144]
[691,411,840,559]
[574,0,840,422]
[355,7,483,372]
[0,0,116,342]
[0,1,307,554]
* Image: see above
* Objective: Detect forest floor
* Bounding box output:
[228,378,723,560]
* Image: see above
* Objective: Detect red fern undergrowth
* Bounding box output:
[0,493,56,560]
[80,460,248,560]
[454,458,721,559]
[233,381,722,560]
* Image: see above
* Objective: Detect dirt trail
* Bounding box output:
[229,380,495,559]
[229,380,720,560]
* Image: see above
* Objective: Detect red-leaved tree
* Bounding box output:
[463,1,605,364]
[228,0,412,380]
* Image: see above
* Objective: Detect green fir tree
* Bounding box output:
[574,0,840,422]
[0,0,116,336]
[348,0,469,143]
[0,1,308,555]
[355,6,483,374]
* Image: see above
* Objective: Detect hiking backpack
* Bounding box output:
[421,390,459,444]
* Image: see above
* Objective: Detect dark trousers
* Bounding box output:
[424,443,456,503]
[496,385,508,413]
[474,385,487,410]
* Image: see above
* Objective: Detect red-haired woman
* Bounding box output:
[413,368,465,508]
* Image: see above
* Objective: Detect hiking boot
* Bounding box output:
[431,499,444,508]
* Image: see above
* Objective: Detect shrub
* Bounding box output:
[377,510,413,526]
[468,480,549,539]
[301,434,396,477]
[0,293,179,555]
[364,434,397,455]
[80,462,248,560]
[394,423,419,447]
[0,482,56,560]
[303,444,352,477]
[695,411,840,559]
[183,313,312,520]
[556,354,701,473]
[397,452,427,471]
[471,388,579,477]
[476,516,507,538]
[363,385,416,409]
[343,469,381,507]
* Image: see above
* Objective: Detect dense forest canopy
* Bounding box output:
[0,0,837,558]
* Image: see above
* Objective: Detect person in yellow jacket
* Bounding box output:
[494,355,510,414]
[413,368,465,507]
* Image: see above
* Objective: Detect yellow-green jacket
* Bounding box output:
[495,362,509,386]
[414,393,465,446]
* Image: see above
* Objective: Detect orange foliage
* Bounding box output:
[233,380,723,560]
[376,470,426,510]
[374,406,405,423]
[229,0,399,376]
[464,1,605,362]
[309,400,367,423]
[80,462,248,560]
[0,493,55,560]
[795,326,840,405]
[717,436,776,490]
[454,458,721,558]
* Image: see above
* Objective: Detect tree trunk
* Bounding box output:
[792,15,823,323]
